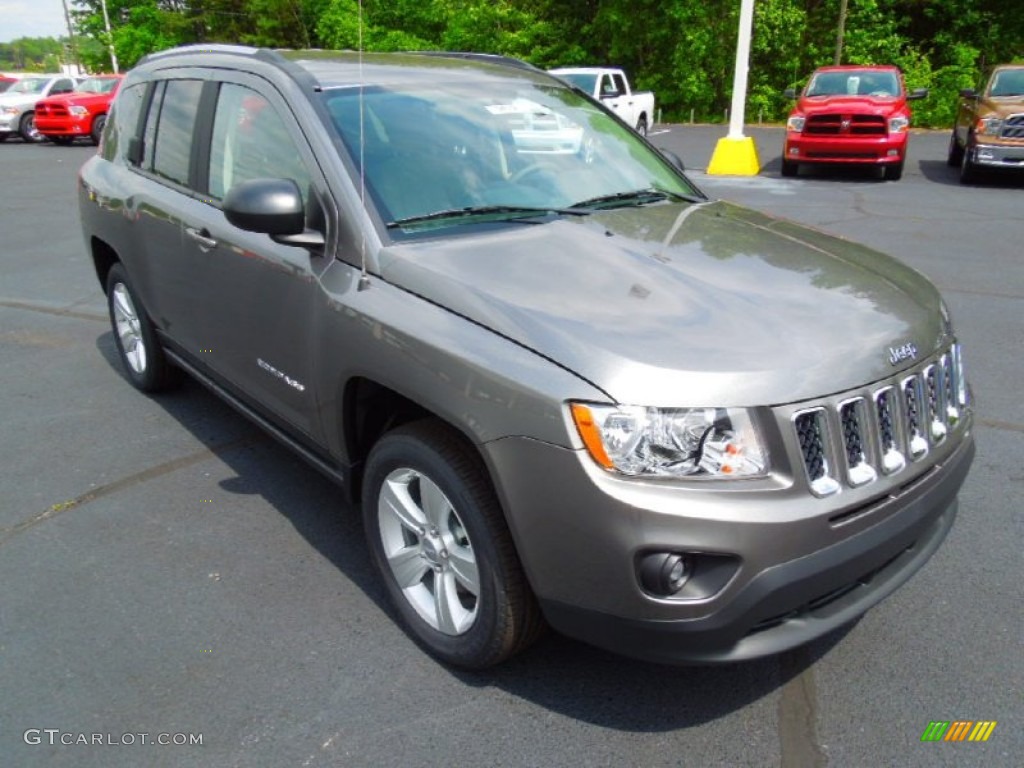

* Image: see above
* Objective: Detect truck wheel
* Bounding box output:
[635,116,648,136]
[106,263,181,392]
[362,420,544,669]
[946,130,964,167]
[883,161,904,181]
[91,114,106,146]
[781,159,798,177]
[19,112,43,143]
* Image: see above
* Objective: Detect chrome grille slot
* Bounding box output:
[795,409,840,496]
[924,364,947,443]
[839,398,877,486]
[874,387,906,475]
[903,375,929,459]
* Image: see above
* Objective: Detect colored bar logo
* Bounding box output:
[921,721,997,742]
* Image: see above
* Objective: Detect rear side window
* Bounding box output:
[207,83,311,203]
[147,79,204,186]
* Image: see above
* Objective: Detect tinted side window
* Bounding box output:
[104,82,146,162]
[150,79,204,187]
[208,83,311,203]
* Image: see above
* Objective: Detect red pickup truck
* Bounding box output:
[782,65,927,181]
[35,74,123,146]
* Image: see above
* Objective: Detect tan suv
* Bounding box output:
[948,64,1024,183]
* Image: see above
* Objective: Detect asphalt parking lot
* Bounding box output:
[1,127,1021,767]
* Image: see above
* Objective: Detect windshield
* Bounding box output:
[8,78,49,95]
[322,79,698,234]
[806,70,900,97]
[77,77,119,95]
[554,72,598,94]
[988,69,1024,98]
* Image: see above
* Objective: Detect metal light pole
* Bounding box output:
[707,0,761,175]
[59,0,81,75]
[834,0,849,65]
[100,0,120,73]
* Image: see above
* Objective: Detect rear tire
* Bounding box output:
[106,263,181,392]
[635,116,648,137]
[362,420,544,669]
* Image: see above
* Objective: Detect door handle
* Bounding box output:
[186,227,218,251]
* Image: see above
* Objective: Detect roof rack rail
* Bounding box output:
[410,51,547,75]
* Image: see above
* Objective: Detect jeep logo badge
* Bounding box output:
[889,342,918,366]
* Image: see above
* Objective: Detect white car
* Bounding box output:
[0,74,77,143]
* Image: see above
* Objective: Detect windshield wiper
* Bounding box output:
[569,187,702,211]
[387,204,589,229]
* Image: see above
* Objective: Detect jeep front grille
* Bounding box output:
[999,114,1024,140]
[793,345,966,497]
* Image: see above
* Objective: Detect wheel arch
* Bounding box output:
[89,236,121,292]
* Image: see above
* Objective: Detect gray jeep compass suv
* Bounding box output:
[78,45,974,668]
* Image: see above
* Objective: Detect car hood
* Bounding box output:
[976,95,1024,118]
[42,92,112,108]
[378,200,948,406]
[797,95,907,117]
[0,92,40,108]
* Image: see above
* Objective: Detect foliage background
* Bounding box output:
[3,1,1022,127]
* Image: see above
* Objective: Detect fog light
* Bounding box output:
[639,552,692,596]
[978,149,994,160]
[887,149,899,157]
[788,147,799,156]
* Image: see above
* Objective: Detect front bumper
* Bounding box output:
[36,117,90,137]
[968,141,1024,170]
[785,132,908,165]
[486,424,974,664]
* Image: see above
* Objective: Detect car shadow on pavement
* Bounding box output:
[919,158,1024,188]
[94,330,855,732]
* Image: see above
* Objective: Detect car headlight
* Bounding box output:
[68,105,89,116]
[976,116,1003,136]
[888,116,909,133]
[2,106,19,116]
[570,403,768,478]
[787,115,805,132]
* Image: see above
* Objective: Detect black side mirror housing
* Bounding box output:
[907,88,929,101]
[223,178,325,248]
[783,88,798,99]
[959,88,979,99]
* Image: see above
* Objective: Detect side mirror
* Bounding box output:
[783,87,798,99]
[959,88,979,99]
[601,90,622,100]
[661,149,686,173]
[907,87,929,101]
[223,178,323,248]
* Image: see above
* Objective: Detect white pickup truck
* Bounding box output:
[548,67,656,135]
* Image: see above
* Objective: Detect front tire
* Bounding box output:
[106,263,180,392]
[19,112,43,143]
[959,142,979,184]
[883,161,904,181]
[946,129,964,167]
[781,159,798,177]
[362,420,543,669]
[91,114,106,146]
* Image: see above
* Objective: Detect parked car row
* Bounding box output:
[783,63,1024,184]
[0,73,122,145]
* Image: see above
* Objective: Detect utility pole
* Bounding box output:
[100,0,119,73]
[59,0,81,75]
[834,0,849,65]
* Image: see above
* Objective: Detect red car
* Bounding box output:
[35,74,123,145]
[782,65,927,181]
